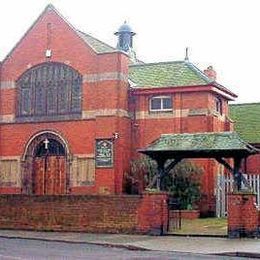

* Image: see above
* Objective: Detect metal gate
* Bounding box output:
[216,172,260,217]
[167,197,182,232]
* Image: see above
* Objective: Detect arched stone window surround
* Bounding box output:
[22,130,70,160]
[16,62,82,122]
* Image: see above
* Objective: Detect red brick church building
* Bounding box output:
[0,5,257,213]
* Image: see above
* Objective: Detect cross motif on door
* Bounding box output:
[43,138,50,150]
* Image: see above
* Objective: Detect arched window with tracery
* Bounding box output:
[16,62,82,121]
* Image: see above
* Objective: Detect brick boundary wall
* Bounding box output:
[170,210,200,220]
[228,192,260,238]
[0,192,168,235]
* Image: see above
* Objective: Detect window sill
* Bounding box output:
[149,109,173,113]
[15,113,82,123]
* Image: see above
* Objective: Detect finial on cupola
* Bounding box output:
[114,21,136,53]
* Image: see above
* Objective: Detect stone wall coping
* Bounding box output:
[142,191,169,196]
[0,194,143,199]
[228,191,257,196]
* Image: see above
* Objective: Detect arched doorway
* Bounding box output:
[22,131,69,195]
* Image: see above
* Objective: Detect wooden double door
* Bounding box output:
[33,156,66,195]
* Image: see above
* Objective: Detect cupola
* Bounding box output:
[114,21,136,52]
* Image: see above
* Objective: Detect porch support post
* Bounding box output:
[233,156,243,191]
[215,156,244,191]
[164,158,182,175]
[156,159,166,191]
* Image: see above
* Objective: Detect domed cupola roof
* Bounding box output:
[115,21,136,35]
[114,21,137,61]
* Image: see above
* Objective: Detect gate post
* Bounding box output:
[137,191,169,235]
[228,192,260,238]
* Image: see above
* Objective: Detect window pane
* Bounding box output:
[215,98,222,114]
[21,88,31,115]
[151,98,161,110]
[71,76,82,112]
[46,83,57,114]
[162,97,172,109]
[35,84,45,115]
[58,82,68,113]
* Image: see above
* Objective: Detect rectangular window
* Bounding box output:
[215,97,223,115]
[77,158,95,185]
[0,160,19,186]
[150,96,173,111]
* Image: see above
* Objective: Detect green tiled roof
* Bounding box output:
[230,103,260,144]
[142,132,254,151]
[77,31,116,53]
[129,61,213,88]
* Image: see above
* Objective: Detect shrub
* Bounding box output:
[123,156,157,194]
[164,160,202,209]
[124,156,202,209]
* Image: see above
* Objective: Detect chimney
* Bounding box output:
[203,66,217,81]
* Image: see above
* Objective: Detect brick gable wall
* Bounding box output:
[0,7,131,195]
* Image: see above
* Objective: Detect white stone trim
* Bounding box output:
[0,109,129,123]
[0,156,20,160]
[0,114,15,123]
[0,81,16,89]
[188,108,209,116]
[74,154,95,158]
[135,109,189,120]
[82,109,129,119]
[83,72,128,83]
[0,72,128,89]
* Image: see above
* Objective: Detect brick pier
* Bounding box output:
[228,192,260,238]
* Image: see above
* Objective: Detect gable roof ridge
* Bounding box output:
[129,60,185,67]
[43,4,80,33]
[76,30,116,53]
[186,63,237,98]
[185,62,213,84]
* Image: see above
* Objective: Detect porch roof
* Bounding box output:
[139,132,259,159]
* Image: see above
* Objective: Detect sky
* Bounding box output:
[0,0,259,104]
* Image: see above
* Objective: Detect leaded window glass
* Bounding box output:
[16,62,82,120]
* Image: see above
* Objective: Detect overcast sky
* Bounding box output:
[0,0,259,104]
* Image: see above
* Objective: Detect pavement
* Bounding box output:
[0,230,259,258]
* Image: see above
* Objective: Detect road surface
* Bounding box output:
[0,237,241,259]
